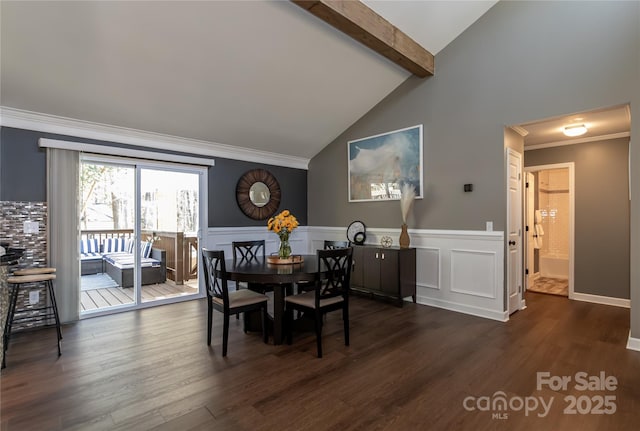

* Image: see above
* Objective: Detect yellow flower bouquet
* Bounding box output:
[267,209,299,258]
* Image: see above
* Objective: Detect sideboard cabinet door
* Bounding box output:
[349,245,416,307]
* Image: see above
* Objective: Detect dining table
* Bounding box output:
[225,255,322,345]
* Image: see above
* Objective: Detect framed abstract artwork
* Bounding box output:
[348,125,423,202]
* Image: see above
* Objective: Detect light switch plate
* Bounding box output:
[23,221,39,234]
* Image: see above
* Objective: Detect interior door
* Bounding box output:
[507,148,523,314]
[525,172,535,290]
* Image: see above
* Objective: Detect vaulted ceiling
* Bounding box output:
[1,1,497,165]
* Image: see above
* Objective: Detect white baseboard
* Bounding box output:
[571,292,630,308]
[627,332,640,351]
[417,295,509,322]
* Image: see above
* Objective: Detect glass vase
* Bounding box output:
[278,233,291,259]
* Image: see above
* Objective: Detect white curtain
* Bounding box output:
[47,148,80,323]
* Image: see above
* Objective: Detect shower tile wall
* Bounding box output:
[538,169,569,258]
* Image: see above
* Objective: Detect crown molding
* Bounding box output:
[0,106,310,170]
[524,132,630,151]
[509,125,529,137]
[625,104,631,123]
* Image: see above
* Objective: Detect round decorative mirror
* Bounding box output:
[249,182,270,207]
[236,169,281,220]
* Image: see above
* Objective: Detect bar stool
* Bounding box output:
[13,267,57,276]
[2,268,62,369]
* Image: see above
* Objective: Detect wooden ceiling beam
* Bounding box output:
[292,0,434,77]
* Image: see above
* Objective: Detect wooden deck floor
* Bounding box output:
[2,293,639,430]
[81,279,199,311]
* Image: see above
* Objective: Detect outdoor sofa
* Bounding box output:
[80,238,166,287]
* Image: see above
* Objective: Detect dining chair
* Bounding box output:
[285,247,353,358]
[297,241,351,294]
[323,240,350,249]
[201,248,269,356]
[232,240,265,262]
[232,240,276,294]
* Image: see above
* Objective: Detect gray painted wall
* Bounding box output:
[308,1,638,231]
[525,138,630,299]
[307,1,640,335]
[210,158,307,227]
[504,128,524,154]
[0,127,308,226]
[1,128,47,202]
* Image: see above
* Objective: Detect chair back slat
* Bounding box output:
[317,247,353,302]
[201,249,229,306]
[323,240,350,250]
[232,240,265,262]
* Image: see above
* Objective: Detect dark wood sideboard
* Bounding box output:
[350,245,416,307]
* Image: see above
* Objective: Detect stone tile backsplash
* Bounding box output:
[0,201,50,329]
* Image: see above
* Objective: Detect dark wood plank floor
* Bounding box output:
[1,293,639,430]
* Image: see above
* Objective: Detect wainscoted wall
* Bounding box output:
[0,201,50,330]
[354,227,506,321]
[205,225,506,321]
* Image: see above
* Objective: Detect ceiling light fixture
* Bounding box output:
[563,124,588,137]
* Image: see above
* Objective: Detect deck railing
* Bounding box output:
[80,229,198,285]
[82,229,134,244]
[150,231,198,285]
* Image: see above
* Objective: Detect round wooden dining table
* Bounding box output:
[225,255,320,344]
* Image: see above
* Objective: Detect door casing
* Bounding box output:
[524,163,575,299]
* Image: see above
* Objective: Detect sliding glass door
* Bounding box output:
[79,161,136,311]
[79,156,205,315]
[140,168,200,303]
